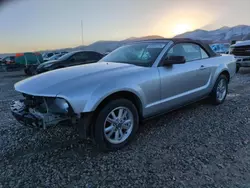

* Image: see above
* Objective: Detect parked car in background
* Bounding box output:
[1,56,15,64]
[47,53,68,61]
[15,52,43,75]
[229,40,250,72]
[210,43,230,54]
[36,50,103,74]
[42,52,58,61]
[11,39,236,151]
[42,51,68,62]
[0,56,23,72]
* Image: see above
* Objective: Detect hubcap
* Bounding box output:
[216,79,227,101]
[104,107,134,144]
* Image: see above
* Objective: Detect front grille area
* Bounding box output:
[231,45,250,56]
[22,93,44,108]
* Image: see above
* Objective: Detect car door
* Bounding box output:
[157,43,211,111]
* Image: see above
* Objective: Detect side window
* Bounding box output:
[88,52,103,60]
[72,52,88,61]
[47,53,54,58]
[166,43,209,62]
[201,48,209,59]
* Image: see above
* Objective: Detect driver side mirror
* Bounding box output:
[163,56,186,66]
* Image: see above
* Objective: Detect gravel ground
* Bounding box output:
[1,69,250,188]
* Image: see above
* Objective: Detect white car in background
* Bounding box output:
[210,43,230,54]
[229,40,250,72]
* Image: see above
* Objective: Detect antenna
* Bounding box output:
[81,20,83,45]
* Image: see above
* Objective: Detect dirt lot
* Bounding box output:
[1,69,250,188]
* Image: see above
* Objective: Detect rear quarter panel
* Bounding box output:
[209,55,236,91]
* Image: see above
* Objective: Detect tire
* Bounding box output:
[29,66,36,75]
[24,68,32,76]
[210,74,228,105]
[236,64,240,73]
[93,99,139,151]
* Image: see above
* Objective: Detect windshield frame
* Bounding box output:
[99,42,168,67]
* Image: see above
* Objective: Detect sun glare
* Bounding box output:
[173,24,192,36]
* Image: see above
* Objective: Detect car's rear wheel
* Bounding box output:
[210,74,228,105]
[93,99,139,151]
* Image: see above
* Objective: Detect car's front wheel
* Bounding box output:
[94,99,139,151]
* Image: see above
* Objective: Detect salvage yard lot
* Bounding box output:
[1,70,250,187]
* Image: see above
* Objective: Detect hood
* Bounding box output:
[15,62,144,96]
[231,40,250,47]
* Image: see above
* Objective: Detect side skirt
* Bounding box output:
[141,95,209,123]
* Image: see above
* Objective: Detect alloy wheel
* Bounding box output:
[104,107,134,144]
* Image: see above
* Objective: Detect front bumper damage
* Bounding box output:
[10,95,74,129]
[11,100,70,129]
[10,95,94,139]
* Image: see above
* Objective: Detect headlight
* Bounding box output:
[54,98,69,113]
[45,98,69,113]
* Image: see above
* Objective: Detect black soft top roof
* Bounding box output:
[138,38,218,57]
[171,38,217,57]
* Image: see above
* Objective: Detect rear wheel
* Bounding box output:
[24,68,32,76]
[24,66,36,76]
[210,74,228,105]
[93,99,139,151]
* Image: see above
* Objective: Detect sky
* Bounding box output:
[1,0,250,53]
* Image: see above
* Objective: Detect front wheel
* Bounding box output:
[210,74,228,105]
[93,99,139,151]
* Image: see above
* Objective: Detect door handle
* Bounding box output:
[200,65,207,70]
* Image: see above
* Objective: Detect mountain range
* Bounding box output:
[58,25,250,53]
[1,25,250,57]
[71,25,250,53]
[175,25,250,43]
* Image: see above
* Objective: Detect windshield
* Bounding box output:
[48,54,63,60]
[99,43,167,67]
[48,54,59,60]
[57,51,75,61]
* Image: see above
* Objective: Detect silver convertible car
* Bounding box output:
[11,39,236,151]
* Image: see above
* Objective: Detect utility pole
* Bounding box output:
[81,20,84,45]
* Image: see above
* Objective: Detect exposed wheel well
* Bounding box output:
[84,91,143,138]
[220,70,230,82]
